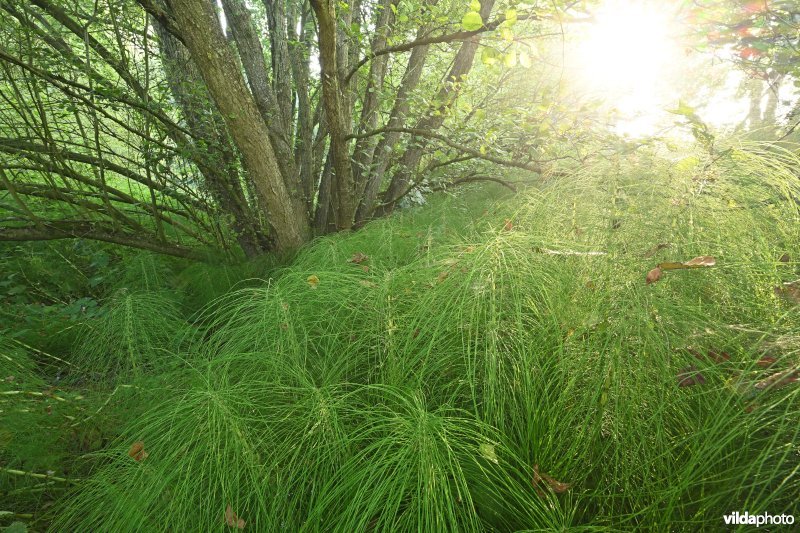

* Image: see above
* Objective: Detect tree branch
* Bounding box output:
[346,11,541,82]
[0,221,208,260]
[347,126,546,172]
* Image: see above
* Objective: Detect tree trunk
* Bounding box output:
[220,0,296,183]
[155,21,268,257]
[355,2,438,224]
[167,0,309,251]
[262,0,293,132]
[310,0,357,230]
[288,4,316,211]
[351,0,395,204]
[380,0,496,213]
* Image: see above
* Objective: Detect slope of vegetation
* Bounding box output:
[2,145,798,531]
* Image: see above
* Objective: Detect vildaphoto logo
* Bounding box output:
[723,511,795,527]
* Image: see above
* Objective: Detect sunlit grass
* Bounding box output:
[2,143,798,530]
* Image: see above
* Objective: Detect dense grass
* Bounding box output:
[2,144,799,531]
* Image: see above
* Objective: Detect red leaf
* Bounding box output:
[677,365,706,387]
[706,349,731,364]
[646,267,662,285]
[743,1,765,13]
[532,464,571,495]
[739,47,758,59]
[756,356,777,368]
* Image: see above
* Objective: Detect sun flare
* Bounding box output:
[571,1,683,136]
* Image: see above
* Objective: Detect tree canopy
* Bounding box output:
[0,0,589,259]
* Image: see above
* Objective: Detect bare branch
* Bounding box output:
[0,220,208,260]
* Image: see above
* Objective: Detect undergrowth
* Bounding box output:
[2,143,799,531]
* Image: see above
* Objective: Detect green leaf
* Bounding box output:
[479,443,499,464]
[668,100,696,118]
[504,50,517,68]
[470,0,482,11]
[480,47,498,65]
[2,522,28,533]
[462,11,483,31]
[505,8,518,25]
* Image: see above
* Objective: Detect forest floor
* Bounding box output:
[1,147,799,531]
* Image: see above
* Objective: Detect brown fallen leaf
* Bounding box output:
[503,219,513,231]
[437,271,449,282]
[658,256,716,270]
[779,253,791,263]
[128,441,149,462]
[225,504,246,529]
[755,368,799,391]
[657,262,687,271]
[307,275,319,289]
[532,464,571,496]
[756,356,777,368]
[774,280,800,304]
[688,347,730,364]
[707,349,731,363]
[361,265,370,273]
[643,243,671,258]
[349,252,368,264]
[677,365,706,387]
[683,255,716,267]
[359,280,377,288]
[646,267,662,285]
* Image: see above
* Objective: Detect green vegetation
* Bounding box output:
[2,144,798,530]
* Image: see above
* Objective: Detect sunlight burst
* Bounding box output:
[572,1,683,136]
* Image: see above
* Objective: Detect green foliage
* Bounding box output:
[462,11,484,31]
[70,290,189,381]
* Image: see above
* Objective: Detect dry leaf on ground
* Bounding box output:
[128,441,148,462]
[532,464,571,497]
[646,267,662,284]
[349,252,368,264]
[677,365,706,387]
[225,504,246,529]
